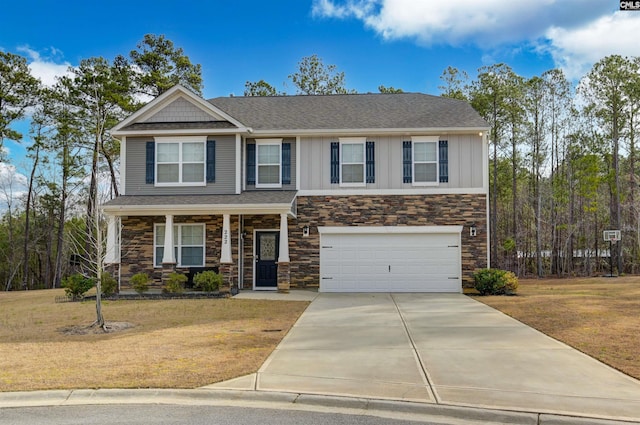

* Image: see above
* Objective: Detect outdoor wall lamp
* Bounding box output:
[470,224,477,237]
[302,225,310,237]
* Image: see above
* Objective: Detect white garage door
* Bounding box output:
[319,227,462,293]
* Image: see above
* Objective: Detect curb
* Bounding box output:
[0,389,638,425]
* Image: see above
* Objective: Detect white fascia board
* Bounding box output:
[297,187,487,196]
[318,225,463,234]
[110,85,250,134]
[248,127,491,138]
[101,203,296,218]
[111,128,248,137]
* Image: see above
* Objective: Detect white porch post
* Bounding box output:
[105,215,119,264]
[162,214,176,264]
[220,214,233,264]
[278,213,290,263]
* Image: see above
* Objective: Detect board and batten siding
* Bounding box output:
[298,134,483,191]
[125,136,237,195]
[244,138,297,190]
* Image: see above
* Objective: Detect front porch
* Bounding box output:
[102,192,298,293]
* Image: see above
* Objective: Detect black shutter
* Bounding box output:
[366,141,375,184]
[246,143,256,185]
[439,140,448,183]
[282,142,291,185]
[402,141,412,183]
[206,140,216,183]
[330,142,339,184]
[145,141,155,184]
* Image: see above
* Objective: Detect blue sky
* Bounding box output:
[1,0,640,168]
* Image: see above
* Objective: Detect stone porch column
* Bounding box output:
[277,213,291,293]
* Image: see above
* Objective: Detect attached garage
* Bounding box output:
[318,226,462,293]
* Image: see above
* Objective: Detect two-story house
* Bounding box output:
[102,85,490,293]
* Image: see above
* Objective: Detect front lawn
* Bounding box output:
[0,289,309,391]
[475,276,640,380]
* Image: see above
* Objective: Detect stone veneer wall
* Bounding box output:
[120,215,238,289]
[288,194,488,288]
[118,193,487,290]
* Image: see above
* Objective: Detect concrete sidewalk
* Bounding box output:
[211,293,640,423]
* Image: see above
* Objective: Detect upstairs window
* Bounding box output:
[256,139,282,188]
[340,138,365,186]
[403,136,441,186]
[155,136,206,186]
[330,137,374,186]
[413,141,438,184]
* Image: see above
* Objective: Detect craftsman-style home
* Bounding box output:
[102,85,490,292]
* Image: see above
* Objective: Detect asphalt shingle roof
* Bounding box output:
[208,93,488,131]
[102,191,297,208]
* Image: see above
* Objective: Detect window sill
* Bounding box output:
[339,182,367,188]
[154,182,207,187]
[411,182,439,187]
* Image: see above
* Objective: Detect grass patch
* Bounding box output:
[0,289,309,391]
[475,276,640,381]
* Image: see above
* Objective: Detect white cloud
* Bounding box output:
[544,12,640,79]
[0,163,28,206]
[313,0,607,45]
[313,0,640,79]
[16,46,72,87]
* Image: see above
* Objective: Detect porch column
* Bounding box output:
[220,214,232,264]
[162,214,176,264]
[278,213,290,263]
[104,215,119,264]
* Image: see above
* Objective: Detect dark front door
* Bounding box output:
[256,231,279,288]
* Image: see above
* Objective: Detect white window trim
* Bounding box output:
[255,138,282,189]
[339,137,366,187]
[154,136,207,187]
[154,223,206,267]
[411,135,439,187]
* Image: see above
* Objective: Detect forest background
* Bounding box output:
[1,33,638,291]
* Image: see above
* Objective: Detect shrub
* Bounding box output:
[130,272,150,295]
[101,272,118,297]
[193,270,223,292]
[473,268,518,295]
[62,273,95,300]
[163,272,187,294]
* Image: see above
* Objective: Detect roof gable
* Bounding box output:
[111,85,248,135]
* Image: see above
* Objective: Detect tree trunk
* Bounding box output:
[22,143,40,290]
[54,144,69,289]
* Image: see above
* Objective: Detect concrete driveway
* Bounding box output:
[213,293,640,422]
